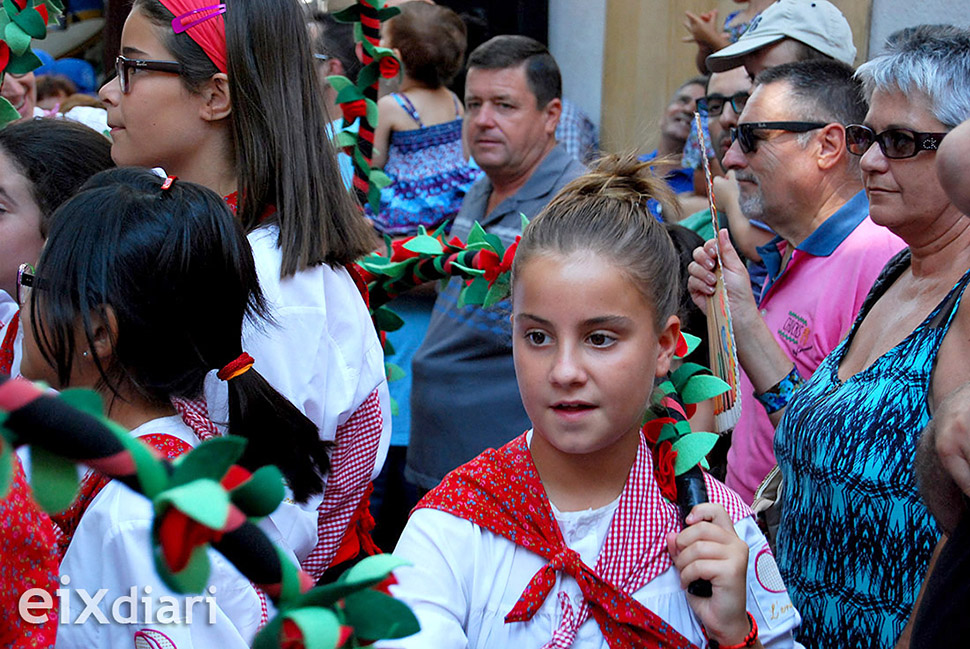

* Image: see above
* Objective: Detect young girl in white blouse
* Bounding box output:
[98,0,391,579]
[388,155,804,649]
[18,169,326,647]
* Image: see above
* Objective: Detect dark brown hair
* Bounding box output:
[386,2,466,88]
[512,154,681,328]
[467,35,561,109]
[0,118,114,237]
[134,0,376,276]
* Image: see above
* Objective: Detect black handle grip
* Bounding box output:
[677,466,712,598]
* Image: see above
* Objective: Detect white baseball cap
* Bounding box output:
[706,0,856,73]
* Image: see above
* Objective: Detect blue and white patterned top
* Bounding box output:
[774,249,970,649]
[368,92,481,237]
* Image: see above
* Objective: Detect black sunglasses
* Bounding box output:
[114,55,183,94]
[730,121,828,154]
[698,92,749,117]
[845,124,948,159]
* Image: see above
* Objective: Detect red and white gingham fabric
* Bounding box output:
[301,387,384,581]
[171,396,220,441]
[171,395,269,629]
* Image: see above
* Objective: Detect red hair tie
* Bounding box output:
[218,352,254,381]
[161,175,177,191]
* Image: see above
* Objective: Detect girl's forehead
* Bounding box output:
[121,8,174,58]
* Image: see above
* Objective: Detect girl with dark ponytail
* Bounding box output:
[98,0,391,581]
[18,168,327,646]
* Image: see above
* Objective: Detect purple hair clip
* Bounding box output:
[171,3,226,35]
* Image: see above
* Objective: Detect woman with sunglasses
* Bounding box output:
[98,0,391,582]
[770,25,970,649]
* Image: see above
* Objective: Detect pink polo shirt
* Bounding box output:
[726,192,905,503]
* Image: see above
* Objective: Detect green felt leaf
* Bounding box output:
[386,362,405,383]
[284,608,343,649]
[655,380,675,398]
[458,276,489,308]
[120,431,169,499]
[12,5,46,39]
[0,440,13,500]
[403,234,443,255]
[670,363,708,393]
[155,480,230,530]
[681,373,731,404]
[5,22,31,55]
[30,447,79,513]
[370,168,392,189]
[674,419,693,438]
[170,436,245,487]
[382,337,396,356]
[353,21,364,44]
[228,465,285,517]
[344,553,410,585]
[58,387,104,417]
[368,184,382,215]
[0,410,18,447]
[5,49,40,75]
[520,213,530,231]
[466,222,487,246]
[374,305,404,332]
[343,589,421,641]
[449,262,484,277]
[482,232,504,255]
[390,395,399,417]
[377,6,401,21]
[331,4,360,24]
[334,84,364,105]
[365,97,379,128]
[657,422,678,443]
[482,278,510,308]
[154,541,210,594]
[45,0,64,15]
[332,129,357,149]
[250,617,283,649]
[358,255,390,272]
[672,432,719,475]
[357,61,380,89]
[383,232,393,257]
[682,331,702,356]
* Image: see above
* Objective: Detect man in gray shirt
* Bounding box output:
[407,35,586,491]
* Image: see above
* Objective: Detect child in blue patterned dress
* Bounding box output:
[370,1,481,236]
[368,1,482,551]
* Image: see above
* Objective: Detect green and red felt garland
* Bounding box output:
[0,0,61,125]
[330,0,402,214]
[0,377,419,649]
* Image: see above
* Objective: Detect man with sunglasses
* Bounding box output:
[688,59,904,504]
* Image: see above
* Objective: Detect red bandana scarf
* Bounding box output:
[416,431,750,649]
[0,311,18,376]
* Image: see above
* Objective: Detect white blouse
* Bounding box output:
[0,289,21,378]
[205,225,392,565]
[56,416,267,649]
[387,503,804,649]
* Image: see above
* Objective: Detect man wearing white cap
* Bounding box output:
[706,0,856,77]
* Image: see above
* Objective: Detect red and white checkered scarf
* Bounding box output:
[416,430,750,649]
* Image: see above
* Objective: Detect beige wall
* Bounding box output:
[600,0,871,155]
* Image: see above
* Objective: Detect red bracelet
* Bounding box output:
[704,612,758,649]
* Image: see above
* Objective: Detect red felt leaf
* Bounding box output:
[157,507,223,572]
[220,465,251,490]
[675,333,689,358]
[0,42,10,73]
[390,237,420,262]
[653,441,678,502]
[379,56,400,79]
[642,416,676,445]
[340,99,368,122]
[279,618,305,649]
[36,4,48,24]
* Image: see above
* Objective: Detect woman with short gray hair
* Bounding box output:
[773,24,970,649]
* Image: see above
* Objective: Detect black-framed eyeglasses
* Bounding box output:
[845,124,948,159]
[17,263,34,310]
[114,55,183,94]
[730,120,828,154]
[698,92,749,117]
